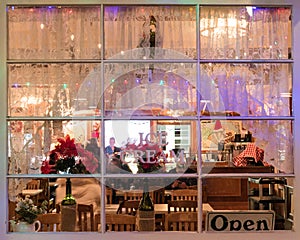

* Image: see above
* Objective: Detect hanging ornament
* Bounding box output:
[149,15,156,72]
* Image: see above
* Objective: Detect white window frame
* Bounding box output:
[0,1,299,240]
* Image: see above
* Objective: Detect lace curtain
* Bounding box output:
[6,5,294,183]
[200,7,292,117]
[8,6,101,59]
[104,5,197,59]
[8,6,291,117]
[199,7,292,173]
[200,7,291,59]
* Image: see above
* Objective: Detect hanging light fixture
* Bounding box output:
[200,8,249,39]
[200,16,248,39]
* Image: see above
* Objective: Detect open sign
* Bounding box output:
[206,210,275,232]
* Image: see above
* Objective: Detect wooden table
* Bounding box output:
[22,189,43,196]
[105,203,213,231]
[21,189,43,205]
[106,203,213,214]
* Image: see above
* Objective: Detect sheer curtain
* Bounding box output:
[200,6,292,116]
[103,6,197,115]
[104,6,196,59]
[200,6,291,59]
[8,6,101,60]
[199,7,292,173]
[7,6,102,200]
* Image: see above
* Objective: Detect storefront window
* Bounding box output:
[200,63,292,117]
[200,6,291,59]
[104,5,197,59]
[103,63,197,116]
[4,2,295,238]
[8,63,101,117]
[8,6,101,60]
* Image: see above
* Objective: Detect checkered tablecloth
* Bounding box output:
[232,143,266,167]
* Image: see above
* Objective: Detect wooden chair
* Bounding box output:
[9,200,17,232]
[55,203,61,213]
[77,204,94,231]
[124,190,154,201]
[165,212,198,231]
[94,213,101,232]
[106,187,113,204]
[37,213,61,232]
[116,200,140,215]
[150,186,165,204]
[168,200,198,213]
[25,179,42,205]
[170,189,198,201]
[116,199,165,231]
[124,191,143,201]
[26,179,40,189]
[285,185,294,230]
[106,213,137,231]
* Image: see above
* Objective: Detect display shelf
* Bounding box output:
[248,177,287,230]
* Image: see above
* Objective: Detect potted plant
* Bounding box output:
[10,195,47,232]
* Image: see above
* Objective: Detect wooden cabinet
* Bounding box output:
[203,166,274,210]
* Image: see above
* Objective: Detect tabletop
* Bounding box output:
[21,189,43,196]
[105,203,214,215]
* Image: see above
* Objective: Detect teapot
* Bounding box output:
[10,220,41,232]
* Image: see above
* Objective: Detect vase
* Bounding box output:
[137,179,155,231]
[138,191,154,211]
[61,177,77,231]
[13,220,41,232]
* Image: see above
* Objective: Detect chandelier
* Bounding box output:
[200,17,248,39]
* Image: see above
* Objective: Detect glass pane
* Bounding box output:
[8,6,101,60]
[8,177,101,232]
[200,63,292,116]
[203,177,294,231]
[104,6,196,59]
[200,6,292,59]
[201,120,294,174]
[104,63,196,117]
[8,63,101,117]
[105,177,199,232]
[104,120,198,175]
[8,120,101,175]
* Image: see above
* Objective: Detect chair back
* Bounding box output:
[124,190,154,201]
[26,179,40,189]
[106,187,113,204]
[170,189,198,200]
[94,213,101,232]
[106,213,136,231]
[165,212,198,231]
[124,191,143,201]
[9,200,17,232]
[77,204,94,231]
[150,186,165,204]
[37,213,61,232]
[116,200,140,215]
[168,200,198,213]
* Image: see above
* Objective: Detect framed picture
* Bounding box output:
[201,120,242,151]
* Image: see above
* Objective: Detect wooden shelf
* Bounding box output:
[248,178,287,185]
[249,196,285,204]
[248,177,287,230]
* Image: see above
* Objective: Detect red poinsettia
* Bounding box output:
[40,159,56,174]
[76,143,99,174]
[50,134,78,158]
[123,140,164,173]
[41,135,99,174]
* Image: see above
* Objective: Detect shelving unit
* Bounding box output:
[248,177,287,229]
